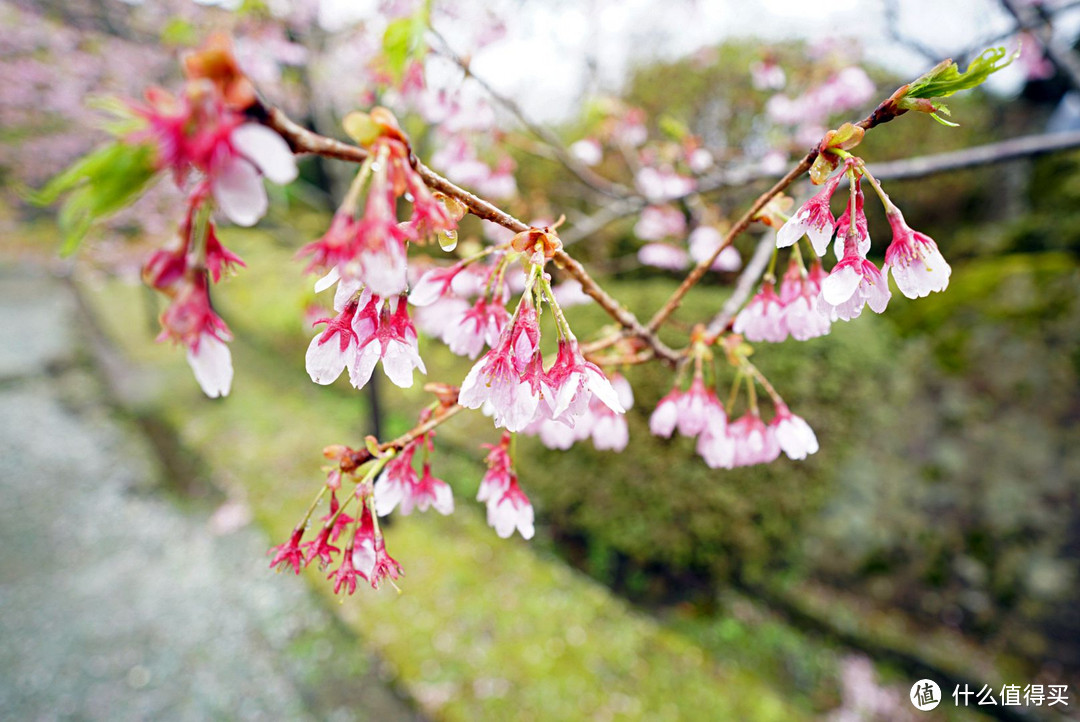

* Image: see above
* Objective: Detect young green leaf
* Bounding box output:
[25,142,158,255]
[905,46,1017,100]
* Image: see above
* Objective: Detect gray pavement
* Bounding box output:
[0,265,421,722]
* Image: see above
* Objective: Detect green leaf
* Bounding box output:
[658,115,689,141]
[160,17,198,47]
[905,46,1017,101]
[25,142,158,256]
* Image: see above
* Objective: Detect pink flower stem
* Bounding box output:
[857,163,900,215]
[540,277,574,340]
[746,361,785,409]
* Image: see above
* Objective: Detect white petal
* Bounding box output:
[381,343,418,388]
[213,156,267,227]
[432,484,454,515]
[821,265,861,306]
[187,335,233,398]
[586,369,625,414]
[314,267,340,293]
[349,343,380,390]
[305,334,348,385]
[374,475,403,516]
[230,123,298,184]
[457,360,488,409]
[776,216,806,248]
[864,276,891,314]
[807,225,832,257]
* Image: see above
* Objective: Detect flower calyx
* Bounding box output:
[181,33,255,111]
[809,122,865,184]
[511,224,564,264]
[343,107,410,149]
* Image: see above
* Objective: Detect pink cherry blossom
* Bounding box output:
[833,178,870,260]
[635,166,695,201]
[350,505,377,582]
[819,232,891,321]
[445,297,509,359]
[546,340,625,424]
[770,405,819,460]
[157,274,234,398]
[350,295,427,390]
[203,223,245,283]
[588,374,633,451]
[777,172,843,255]
[883,211,951,299]
[186,332,234,398]
[458,302,543,432]
[649,389,681,438]
[696,424,736,469]
[374,443,421,516]
[638,243,689,270]
[677,378,726,438]
[552,279,592,308]
[779,259,831,341]
[213,122,298,227]
[305,300,359,385]
[478,434,514,505]
[689,226,741,271]
[486,475,535,540]
[268,528,305,575]
[369,535,403,589]
[635,205,687,241]
[733,281,787,343]
[408,265,461,307]
[728,413,781,467]
[329,552,359,596]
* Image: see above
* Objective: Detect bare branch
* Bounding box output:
[705,233,775,341]
[427,28,632,199]
[871,129,1080,180]
[1001,0,1080,92]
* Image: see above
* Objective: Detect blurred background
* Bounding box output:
[1,0,1078,720]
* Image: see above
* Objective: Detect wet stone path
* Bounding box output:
[0,265,421,722]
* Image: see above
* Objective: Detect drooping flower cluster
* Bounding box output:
[478,432,535,540]
[526,373,634,452]
[455,239,626,437]
[135,36,298,397]
[299,108,463,299]
[304,291,426,390]
[650,371,818,468]
[753,155,952,340]
[374,433,454,517]
[267,445,403,594]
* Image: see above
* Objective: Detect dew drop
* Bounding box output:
[439,229,458,252]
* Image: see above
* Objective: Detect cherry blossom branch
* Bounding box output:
[253,98,682,365]
[643,99,907,333]
[340,402,465,472]
[250,102,371,164]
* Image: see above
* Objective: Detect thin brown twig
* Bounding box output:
[427,27,631,199]
[869,129,1080,179]
[644,97,906,332]
[254,97,682,365]
[342,403,465,471]
[1000,0,1080,91]
[704,232,776,341]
